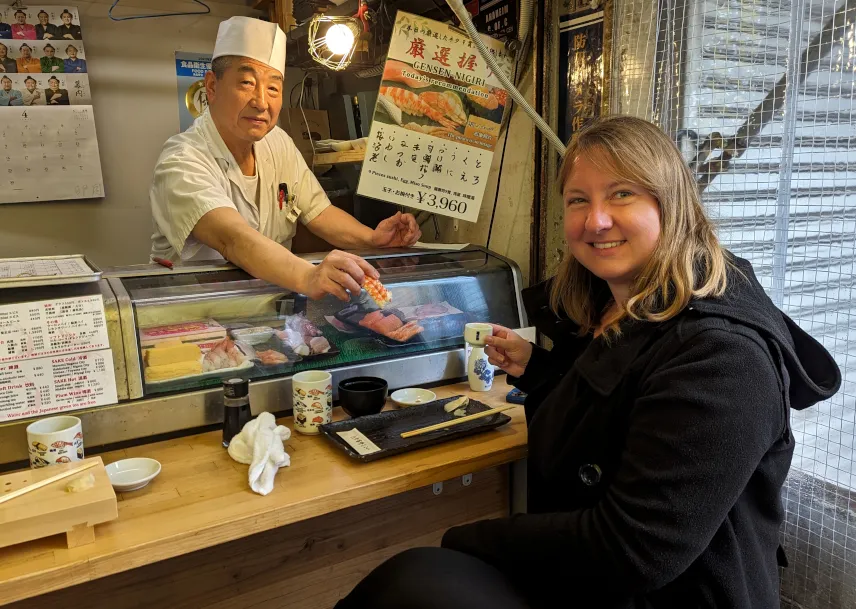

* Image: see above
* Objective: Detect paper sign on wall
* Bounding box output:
[357,12,514,222]
[0,294,117,421]
[0,5,103,204]
[175,51,211,133]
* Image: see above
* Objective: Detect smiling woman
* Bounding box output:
[334,116,841,609]
[552,116,727,336]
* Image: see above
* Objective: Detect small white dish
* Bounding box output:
[105,458,161,492]
[391,388,437,408]
[230,326,275,345]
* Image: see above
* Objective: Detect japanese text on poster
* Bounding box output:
[175,51,211,132]
[559,11,604,143]
[0,295,110,364]
[357,12,513,222]
[0,5,103,204]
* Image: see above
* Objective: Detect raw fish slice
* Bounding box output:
[375,314,404,335]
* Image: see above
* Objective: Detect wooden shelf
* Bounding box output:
[312,148,367,165]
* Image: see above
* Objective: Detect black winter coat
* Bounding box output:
[442,257,840,608]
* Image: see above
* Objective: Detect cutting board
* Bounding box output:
[0,457,118,549]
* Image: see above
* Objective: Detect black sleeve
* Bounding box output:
[442,329,784,594]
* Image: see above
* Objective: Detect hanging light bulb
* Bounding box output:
[325,23,356,56]
[308,15,362,71]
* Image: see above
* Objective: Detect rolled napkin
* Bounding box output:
[227,412,292,496]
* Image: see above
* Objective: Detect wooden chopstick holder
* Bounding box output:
[401,405,517,439]
[0,460,99,506]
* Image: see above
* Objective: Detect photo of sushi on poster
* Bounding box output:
[357,12,514,223]
[0,6,91,106]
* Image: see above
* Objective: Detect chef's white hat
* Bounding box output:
[212,17,287,76]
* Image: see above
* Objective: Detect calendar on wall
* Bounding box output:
[0,5,103,204]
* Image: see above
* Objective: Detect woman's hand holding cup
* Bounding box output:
[484,324,533,377]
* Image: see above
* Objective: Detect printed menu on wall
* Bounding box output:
[0,294,117,422]
[0,5,104,204]
[357,12,513,223]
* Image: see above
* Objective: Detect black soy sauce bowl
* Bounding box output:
[338,376,388,418]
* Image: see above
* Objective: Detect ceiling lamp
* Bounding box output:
[308,14,363,71]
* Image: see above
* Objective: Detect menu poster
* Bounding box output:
[0,295,111,364]
[0,5,104,204]
[175,51,211,133]
[0,294,117,421]
[0,350,117,422]
[357,12,514,223]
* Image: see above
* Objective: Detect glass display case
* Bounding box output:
[113,247,523,399]
[0,247,525,466]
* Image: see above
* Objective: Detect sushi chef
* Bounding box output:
[150,16,421,301]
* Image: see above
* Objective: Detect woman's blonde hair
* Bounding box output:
[550,116,728,335]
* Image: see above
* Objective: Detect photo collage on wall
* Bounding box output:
[0,5,90,106]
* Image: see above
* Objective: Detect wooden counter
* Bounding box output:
[0,380,527,608]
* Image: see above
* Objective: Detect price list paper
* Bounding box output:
[0,294,116,421]
[0,351,117,422]
[0,294,110,363]
[0,5,104,205]
[357,12,513,222]
[0,255,91,281]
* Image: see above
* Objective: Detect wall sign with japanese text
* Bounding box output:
[0,5,103,204]
[357,12,514,223]
[559,11,604,143]
[175,52,211,133]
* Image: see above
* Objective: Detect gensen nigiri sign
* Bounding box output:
[357,12,513,222]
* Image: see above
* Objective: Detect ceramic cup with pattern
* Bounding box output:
[26,415,84,469]
[292,370,333,434]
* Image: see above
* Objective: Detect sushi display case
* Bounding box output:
[0,247,526,465]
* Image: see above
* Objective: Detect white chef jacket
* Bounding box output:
[150,109,330,262]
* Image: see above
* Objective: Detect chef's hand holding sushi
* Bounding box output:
[335,117,841,609]
[148,16,420,301]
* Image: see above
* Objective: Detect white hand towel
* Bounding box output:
[227,412,291,495]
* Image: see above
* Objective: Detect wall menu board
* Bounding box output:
[0,5,104,204]
[0,294,117,422]
[357,12,514,223]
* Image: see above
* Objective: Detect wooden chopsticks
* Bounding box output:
[400,405,517,439]
[0,460,99,506]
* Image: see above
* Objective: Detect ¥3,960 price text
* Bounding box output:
[417,191,468,215]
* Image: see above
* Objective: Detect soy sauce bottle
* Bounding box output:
[222,378,251,448]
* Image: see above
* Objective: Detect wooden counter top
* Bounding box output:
[0,380,527,605]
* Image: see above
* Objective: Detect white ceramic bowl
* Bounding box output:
[391,388,437,408]
[105,458,161,492]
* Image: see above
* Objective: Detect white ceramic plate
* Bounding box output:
[105,458,162,492]
[391,388,437,408]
